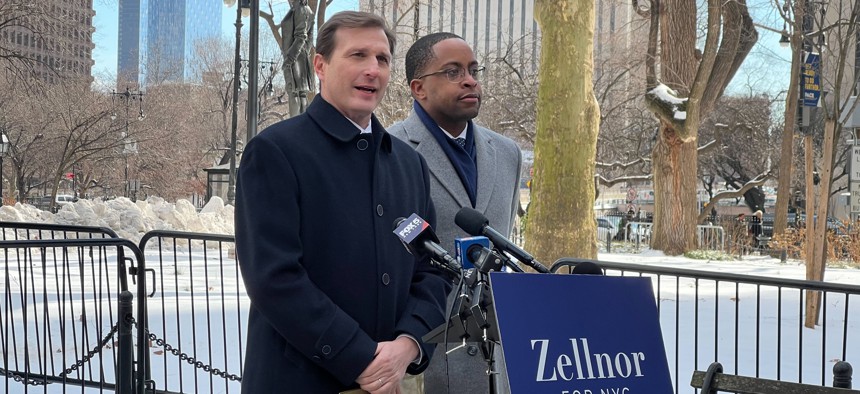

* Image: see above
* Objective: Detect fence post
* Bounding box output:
[117,291,134,394]
[833,361,852,389]
[605,230,611,253]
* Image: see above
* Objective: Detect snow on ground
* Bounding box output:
[3,203,859,393]
[599,250,859,285]
[0,196,234,242]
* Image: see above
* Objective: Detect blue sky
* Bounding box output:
[725,2,793,103]
[91,0,359,79]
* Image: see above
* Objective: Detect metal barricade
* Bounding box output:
[0,238,142,394]
[594,214,654,251]
[552,258,860,394]
[0,221,119,241]
[697,224,725,251]
[138,230,244,394]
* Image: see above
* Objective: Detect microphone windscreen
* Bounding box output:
[571,261,604,275]
[455,207,489,236]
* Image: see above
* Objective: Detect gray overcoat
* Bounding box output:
[389,110,523,394]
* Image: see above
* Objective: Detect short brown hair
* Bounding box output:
[315,11,395,61]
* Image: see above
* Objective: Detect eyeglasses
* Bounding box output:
[415,66,485,83]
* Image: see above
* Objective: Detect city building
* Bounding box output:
[0,0,96,84]
[362,0,540,68]
[117,0,221,87]
[361,0,643,68]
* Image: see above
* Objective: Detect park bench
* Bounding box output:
[691,361,856,393]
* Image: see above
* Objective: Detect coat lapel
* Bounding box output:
[402,112,471,209]
[473,126,497,213]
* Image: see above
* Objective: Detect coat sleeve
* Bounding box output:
[393,154,453,374]
[235,136,376,385]
[507,143,524,237]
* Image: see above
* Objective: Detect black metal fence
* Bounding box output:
[0,220,119,241]
[137,230,244,394]
[0,237,142,394]
[552,258,860,394]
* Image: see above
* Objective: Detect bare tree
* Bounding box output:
[4,76,137,209]
[698,94,778,214]
[638,0,758,255]
[799,0,860,327]
[0,1,72,81]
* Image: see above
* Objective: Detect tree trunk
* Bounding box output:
[526,0,600,264]
[774,0,805,237]
[805,117,837,328]
[651,122,699,254]
[650,0,699,255]
[803,133,817,327]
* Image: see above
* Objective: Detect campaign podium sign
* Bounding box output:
[490,272,673,394]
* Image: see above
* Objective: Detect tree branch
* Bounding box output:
[697,123,726,155]
[595,174,654,188]
[595,157,650,170]
[645,0,659,88]
[259,10,283,49]
[696,170,771,222]
[683,0,721,142]
[699,0,759,116]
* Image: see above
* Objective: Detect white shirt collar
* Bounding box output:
[440,125,468,140]
[347,118,373,134]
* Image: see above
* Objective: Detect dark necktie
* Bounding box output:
[454,137,466,149]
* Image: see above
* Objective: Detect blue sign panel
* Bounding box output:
[490,273,673,394]
[802,52,821,107]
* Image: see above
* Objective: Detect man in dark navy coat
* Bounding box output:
[235,11,451,393]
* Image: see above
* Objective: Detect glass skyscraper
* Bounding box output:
[117,0,221,86]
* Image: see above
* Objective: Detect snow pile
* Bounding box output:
[1,196,234,243]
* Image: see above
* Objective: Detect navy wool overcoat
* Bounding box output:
[235,97,451,392]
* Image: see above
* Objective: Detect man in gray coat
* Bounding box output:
[388,32,522,394]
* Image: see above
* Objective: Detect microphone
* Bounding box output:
[466,244,503,273]
[455,236,490,269]
[467,245,525,273]
[454,207,550,274]
[393,214,461,275]
[571,261,604,275]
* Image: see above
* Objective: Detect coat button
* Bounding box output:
[357,139,369,151]
[381,273,390,285]
[321,345,331,355]
[376,204,384,216]
[467,345,479,356]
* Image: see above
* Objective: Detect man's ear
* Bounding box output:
[313,53,325,82]
[410,78,426,101]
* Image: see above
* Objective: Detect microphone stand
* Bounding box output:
[424,248,505,393]
[423,246,551,393]
[467,269,498,394]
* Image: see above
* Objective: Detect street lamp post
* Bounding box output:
[247,0,261,143]
[110,87,144,199]
[225,0,252,205]
[0,133,8,206]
